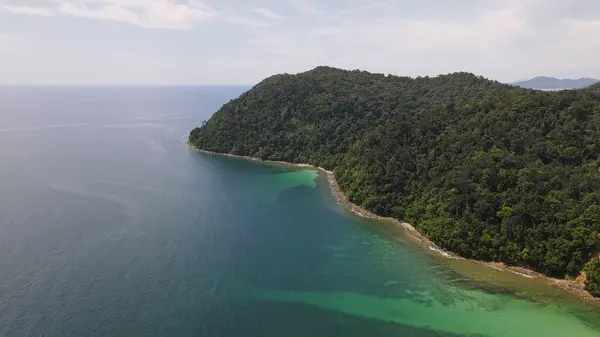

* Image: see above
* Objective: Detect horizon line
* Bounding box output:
[0,84,253,87]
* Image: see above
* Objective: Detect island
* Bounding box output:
[513,76,599,90]
[190,66,600,298]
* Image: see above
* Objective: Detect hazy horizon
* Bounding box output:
[1,0,599,85]
[0,69,596,87]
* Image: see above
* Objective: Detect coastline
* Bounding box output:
[189,143,598,303]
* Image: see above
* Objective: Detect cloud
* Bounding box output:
[289,0,324,15]
[0,35,12,54]
[252,3,527,57]
[247,7,285,20]
[0,34,22,54]
[547,18,600,73]
[332,1,392,19]
[225,16,269,28]
[3,0,600,84]
[55,0,216,30]
[3,5,54,17]
[242,0,547,81]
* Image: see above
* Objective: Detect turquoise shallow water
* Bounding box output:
[0,87,599,336]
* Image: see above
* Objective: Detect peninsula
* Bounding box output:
[190,67,600,298]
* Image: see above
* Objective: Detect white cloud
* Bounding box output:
[241,0,600,82]
[2,0,600,84]
[3,5,54,17]
[0,34,22,54]
[247,2,531,77]
[545,18,600,75]
[332,1,392,19]
[225,16,269,28]
[55,0,216,30]
[247,7,285,20]
[289,0,324,15]
[0,35,12,54]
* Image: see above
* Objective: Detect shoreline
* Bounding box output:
[189,144,598,303]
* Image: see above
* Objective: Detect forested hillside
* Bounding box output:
[190,66,600,294]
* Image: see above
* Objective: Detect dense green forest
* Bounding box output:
[190,66,600,295]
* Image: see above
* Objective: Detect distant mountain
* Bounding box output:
[513,76,599,90]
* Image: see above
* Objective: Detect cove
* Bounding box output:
[197,154,600,337]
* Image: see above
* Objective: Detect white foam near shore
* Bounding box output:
[428,246,460,259]
[509,270,535,279]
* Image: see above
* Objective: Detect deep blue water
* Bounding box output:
[1,87,600,337]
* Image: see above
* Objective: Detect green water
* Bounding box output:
[251,284,597,337]
[1,87,599,336]
[206,155,600,337]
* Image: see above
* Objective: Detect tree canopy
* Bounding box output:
[190,66,600,293]
[585,258,600,297]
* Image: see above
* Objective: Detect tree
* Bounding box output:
[585,258,600,297]
[190,66,600,294]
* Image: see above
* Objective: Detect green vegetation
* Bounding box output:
[190,66,600,291]
[585,258,600,297]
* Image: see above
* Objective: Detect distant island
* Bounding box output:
[190,66,600,298]
[513,76,599,90]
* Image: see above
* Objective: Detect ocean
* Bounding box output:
[0,86,599,336]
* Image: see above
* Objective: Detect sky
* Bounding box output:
[0,0,599,85]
